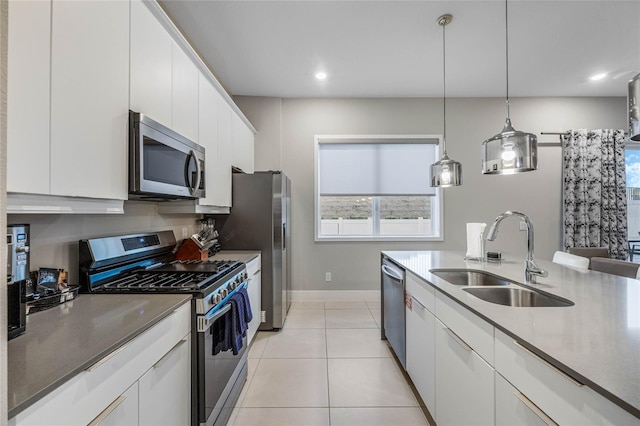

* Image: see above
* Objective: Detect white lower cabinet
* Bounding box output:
[89,382,139,426]
[9,302,191,426]
[405,273,436,417]
[495,373,553,426]
[435,317,495,425]
[246,255,262,344]
[139,336,191,426]
[494,329,638,426]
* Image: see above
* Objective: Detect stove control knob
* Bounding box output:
[212,294,222,304]
[220,288,228,298]
[229,282,237,290]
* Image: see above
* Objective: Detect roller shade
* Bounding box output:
[318,142,437,196]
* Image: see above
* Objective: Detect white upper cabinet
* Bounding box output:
[50,0,129,200]
[215,99,233,207]
[130,0,172,127]
[231,112,255,174]
[7,0,51,195]
[171,42,199,143]
[198,74,220,207]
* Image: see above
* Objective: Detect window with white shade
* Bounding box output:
[315,135,443,241]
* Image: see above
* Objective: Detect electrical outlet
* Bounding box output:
[325,272,332,282]
[519,221,527,231]
[182,227,188,239]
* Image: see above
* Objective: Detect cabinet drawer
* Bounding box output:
[11,301,191,425]
[495,329,638,425]
[246,255,261,277]
[406,271,434,313]
[496,372,555,426]
[435,292,494,365]
[435,318,494,425]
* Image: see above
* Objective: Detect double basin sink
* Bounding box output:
[429,269,574,307]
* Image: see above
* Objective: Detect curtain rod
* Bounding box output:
[540,130,629,147]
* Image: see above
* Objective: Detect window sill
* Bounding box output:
[315,236,444,243]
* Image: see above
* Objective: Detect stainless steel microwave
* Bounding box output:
[129,111,205,200]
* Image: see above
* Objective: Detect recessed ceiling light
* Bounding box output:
[315,72,327,80]
[589,73,607,81]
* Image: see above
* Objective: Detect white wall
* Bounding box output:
[235,96,626,292]
[7,202,200,285]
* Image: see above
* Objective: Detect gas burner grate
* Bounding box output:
[102,271,218,291]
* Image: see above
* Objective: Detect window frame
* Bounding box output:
[314,134,444,242]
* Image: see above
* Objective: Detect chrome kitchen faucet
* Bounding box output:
[486,211,548,283]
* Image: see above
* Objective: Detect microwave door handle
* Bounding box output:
[186,149,202,196]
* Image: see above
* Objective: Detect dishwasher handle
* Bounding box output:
[381,264,403,281]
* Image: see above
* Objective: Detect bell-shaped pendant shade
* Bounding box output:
[430,152,462,187]
[481,118,537,175]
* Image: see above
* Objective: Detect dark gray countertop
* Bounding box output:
[383,250,640,420]
[8,293,191,418]
[211,250,260,264]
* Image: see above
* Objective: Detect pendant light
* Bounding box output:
[430,14,462,187]
[481,0,537,175]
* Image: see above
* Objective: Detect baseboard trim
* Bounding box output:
[290,290,380,302]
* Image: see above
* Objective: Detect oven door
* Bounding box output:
[196,303,248,426]
[129,111,205,200]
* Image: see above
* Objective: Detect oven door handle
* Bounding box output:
[198,303,231,333]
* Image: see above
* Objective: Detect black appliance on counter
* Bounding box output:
[79,230,248,426]
[7,224,29,340]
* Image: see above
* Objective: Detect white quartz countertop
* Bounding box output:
[382,250,640,419]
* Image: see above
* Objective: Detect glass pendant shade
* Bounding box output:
[429,14,462,188]
[430,152,462,187]
[482,0,538,176]
[481,118,537,175]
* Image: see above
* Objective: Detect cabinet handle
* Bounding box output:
[514,391,558,426]
[154,339,187,369]
[512,340,584,387]
[443,326,472,352]
[88,395,127,426]
[85,342,131,372]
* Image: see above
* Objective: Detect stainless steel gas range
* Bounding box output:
[79,230,249,426]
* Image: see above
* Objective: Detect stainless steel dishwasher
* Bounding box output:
[381,256,406,369]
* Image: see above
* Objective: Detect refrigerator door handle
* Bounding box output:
[282,223,286,251]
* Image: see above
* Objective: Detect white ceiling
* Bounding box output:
[159,0,640,98]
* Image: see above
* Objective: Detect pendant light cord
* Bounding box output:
[505,0,510,119]
[442,20,447,155]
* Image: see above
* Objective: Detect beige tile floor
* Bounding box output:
[228,300,429,426]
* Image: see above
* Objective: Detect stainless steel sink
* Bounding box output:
[463,287,574,307]
[430,269,514,286]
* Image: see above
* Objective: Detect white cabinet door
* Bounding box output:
[214,99,233,207]
[89,382,139,426]
[198,74,220,207]
[247,269,262,344]
[496,373,553,426]
[50,0,129,200]
[139,334,191,426]
[171,42,199,143]
[231,112,255,174]
[7,0,51,195]
[406,295,435,417]
[435,317,495,426]
[130,0,172,127]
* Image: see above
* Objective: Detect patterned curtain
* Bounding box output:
[563,129,628,260]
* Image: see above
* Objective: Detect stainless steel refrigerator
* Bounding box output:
[216,171,291,330]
